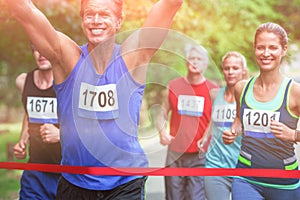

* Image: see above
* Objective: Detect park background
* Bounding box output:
[0,0,300,199]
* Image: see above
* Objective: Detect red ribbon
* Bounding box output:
[0,162,300,178]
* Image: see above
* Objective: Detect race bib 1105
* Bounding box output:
[212,104,236,127]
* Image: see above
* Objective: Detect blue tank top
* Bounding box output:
[206,87,242,169]
[238,76,299,189]
[54,44,148,190]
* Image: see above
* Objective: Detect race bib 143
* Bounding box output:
[177,95,205,117]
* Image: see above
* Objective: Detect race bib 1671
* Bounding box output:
[26,96,58,124]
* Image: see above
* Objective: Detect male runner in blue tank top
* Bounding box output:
[7,0,183,199]
[14,45,61,200]
[223,22,300,199]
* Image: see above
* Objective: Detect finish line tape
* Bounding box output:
[0,162,300,178]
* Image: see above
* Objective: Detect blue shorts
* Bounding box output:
[20,170,60,200]
[232,177,300,200]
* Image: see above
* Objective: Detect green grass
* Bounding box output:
[0,122,23,200]
[0,122,157,199]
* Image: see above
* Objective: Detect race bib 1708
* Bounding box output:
[177,95,205,117]
[26,97,58,124]
[79,82,119,112]
[243,108,280,138]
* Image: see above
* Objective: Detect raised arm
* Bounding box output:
[123,0,183,83]
[6,0,81,84]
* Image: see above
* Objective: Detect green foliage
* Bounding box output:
[1,0,300,115]
[0,123,23,199]
[173,0,289,72]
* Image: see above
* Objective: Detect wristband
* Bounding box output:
[295,130,300,143]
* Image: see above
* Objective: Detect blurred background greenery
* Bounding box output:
[0,123,23,200]
[1,0,300,122]
[0,0,300,198]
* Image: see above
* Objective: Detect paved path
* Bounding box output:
[140,129,300,200]
[140,129,166,200]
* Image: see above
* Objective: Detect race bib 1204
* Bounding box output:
[243,108,280,138]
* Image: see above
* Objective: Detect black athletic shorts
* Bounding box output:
[55,176,147,200]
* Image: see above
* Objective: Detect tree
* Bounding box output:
[1,0,300,122]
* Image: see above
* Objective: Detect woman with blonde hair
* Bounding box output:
[198,51,248,200]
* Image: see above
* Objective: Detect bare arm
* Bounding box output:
[122,0,183,83]
[15,73,27,93]
[14,113,29,160]
[231,81,245,134]
[40,124,60,144]
[14,73,29,159]
[6,0,81,84]
[271,81,300,142]
[223,80,245,145]
[197,120,212,152]
[197,88,220,150]
[156,94,174,146]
